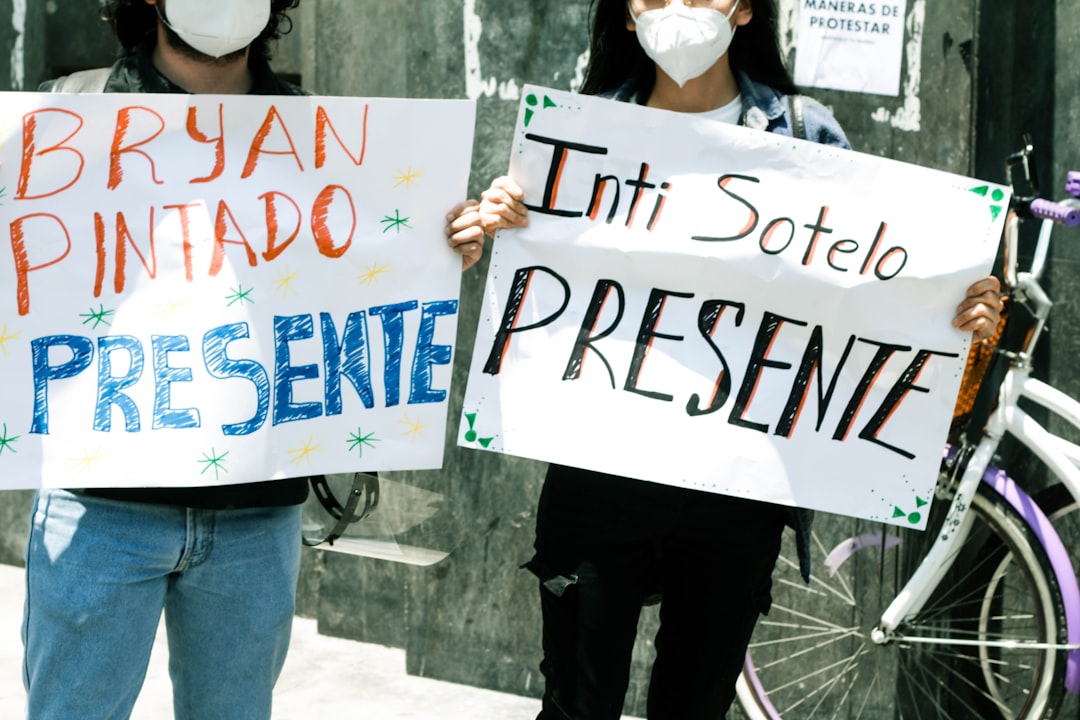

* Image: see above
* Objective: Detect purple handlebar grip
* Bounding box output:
[1067,171,1080,198]
[1030,198,1080,227]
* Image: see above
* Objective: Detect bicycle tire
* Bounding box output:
[1035,482,1080,720]
[734,480,1069,720]
[1036,483,1078,573]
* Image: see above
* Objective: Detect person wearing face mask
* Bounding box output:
[477,1,1004,719]
[20,2,486,719]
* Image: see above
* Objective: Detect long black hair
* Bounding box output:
[580,0,797,99]
[100,0,300,61]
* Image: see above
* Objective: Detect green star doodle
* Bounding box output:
[969,184,1007,222]
[462,412,495,448]
[198,448,229,481]
[523,93,559,128]
[380,209,412,234]
[347,428,379,457]
[892,496,929,525]
[226,285,255,307]
[80,304,114,329]
[0,186,7,206]
[0,423,20,455]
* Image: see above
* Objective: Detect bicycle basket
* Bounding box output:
[953,307,1007,420]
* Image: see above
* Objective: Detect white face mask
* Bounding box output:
[159,0,271,59]
[630,1,740,87]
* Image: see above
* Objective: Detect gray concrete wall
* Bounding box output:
[0,0,40,569]
[1049,1,1080,408]
[1,0,1076,716]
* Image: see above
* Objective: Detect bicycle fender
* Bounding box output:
[982,465,1080,694]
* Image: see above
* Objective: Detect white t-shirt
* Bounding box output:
[691,93,742,125]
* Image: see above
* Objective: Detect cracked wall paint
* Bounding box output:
[872,0,924,132]
[778,0,798,65]
[10,0,25,90]
[462,1,590,100]
[570,49,590,93]
[463,0,520,100]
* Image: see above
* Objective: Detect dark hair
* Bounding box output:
[100,0,300,61]
[580,0,797,99]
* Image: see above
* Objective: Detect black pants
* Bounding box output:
[529,465,787,720]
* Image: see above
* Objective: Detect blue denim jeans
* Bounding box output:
[23,489,302,720]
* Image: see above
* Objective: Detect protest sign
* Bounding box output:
[458,85,1006,528]
[0,92,475,490]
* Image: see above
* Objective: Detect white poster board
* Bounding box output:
[794,0,909,96]
[0,92,475,490]
[459,85,1007,528]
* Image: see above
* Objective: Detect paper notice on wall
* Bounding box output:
[794,0,908,96]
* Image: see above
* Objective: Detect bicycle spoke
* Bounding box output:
[763,602,857,633]
[849,669,882,720]
[805,651,877,719]
[767,644,875,717]
[900,660,952,719]
[811,530,857,602]
[775,556,857,606]
[749,626,858,651]
[909,645,1014,717]
[749,627,862,672]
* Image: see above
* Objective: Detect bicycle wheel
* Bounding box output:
[734,479,1069,720]
[1036,482,1079,577]
[1035,483,1079,720]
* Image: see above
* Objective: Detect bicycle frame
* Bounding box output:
[872,209,1080,694]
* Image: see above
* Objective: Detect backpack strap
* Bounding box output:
[791,94,807,141]
[50,68,112,94]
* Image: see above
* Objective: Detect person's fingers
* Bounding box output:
[479,177,530,235]
[450,229,485,271]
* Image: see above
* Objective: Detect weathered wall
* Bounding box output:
[0,0,41,569]
[1047,0,1080,408]
[1,0,1075,716]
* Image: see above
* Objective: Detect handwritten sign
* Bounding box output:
[458,85,1006,528]
[794,0,909,96]
[0,92,475,489]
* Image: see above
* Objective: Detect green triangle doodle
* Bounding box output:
[893,506,907,519]
[479,438,494,448]
[543,95,557,109]
[915,496,928,508]
[969,185,990,197]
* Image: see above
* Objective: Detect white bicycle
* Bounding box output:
[735,148,1080,719]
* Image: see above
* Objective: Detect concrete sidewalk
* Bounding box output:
[1,562,583,719]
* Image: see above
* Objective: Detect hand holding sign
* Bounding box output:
[459,85,1005,527]
[0,92,475,490]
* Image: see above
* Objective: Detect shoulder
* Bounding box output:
[248,54,309,96]
[737,71,851,150]
[249,58,308,95]
[274,76,309,97]
[795,95,851,150]
[38,67,115,93]
[598,80,638,104]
